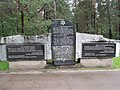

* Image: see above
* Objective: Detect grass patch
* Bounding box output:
[113,57,120,69]
[0,61,9,70]
[47,60,53,64]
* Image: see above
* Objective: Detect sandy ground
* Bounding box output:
[0,70,120,90]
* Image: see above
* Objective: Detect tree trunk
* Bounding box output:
[119,22,120,40]
[16,0,19,33]
[74,0,78,31]
[21,10,24,33]
[53,0,57,18]
[74,0,77,7]
[1,17,4,36]
[118,0,120,40]
[91,0,93,30]
[107,2,112,39]
[93,0,96,34]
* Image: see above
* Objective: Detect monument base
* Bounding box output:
[53,60,75,66]
[80,58,112,68]
[9,61,46,70]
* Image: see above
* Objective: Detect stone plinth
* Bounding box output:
[9,61,47,70]
[80,58,112,68]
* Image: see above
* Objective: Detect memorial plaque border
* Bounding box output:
[82,43,116,58]
[6,43,45,61]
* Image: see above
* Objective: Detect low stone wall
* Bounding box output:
[1,33,120,69]
[116,43,120,57]
[80,58,112,68]
[0,44,7,61]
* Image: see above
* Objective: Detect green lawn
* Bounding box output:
[0,61,9,70]
[113,57,120,69]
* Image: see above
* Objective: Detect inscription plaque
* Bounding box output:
[51,19,76,65]
[82,43,116,58]
[6,43,44,61]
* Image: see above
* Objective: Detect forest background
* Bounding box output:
[0,0,120,39]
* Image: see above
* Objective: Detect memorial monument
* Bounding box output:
[51,19,76,65]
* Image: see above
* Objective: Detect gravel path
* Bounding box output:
[0,70,120,90]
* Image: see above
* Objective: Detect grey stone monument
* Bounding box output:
[51,19,76,65]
